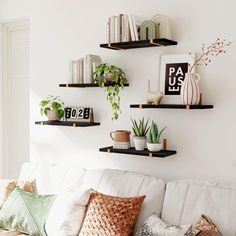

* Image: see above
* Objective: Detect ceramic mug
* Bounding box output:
[110,130,131,142]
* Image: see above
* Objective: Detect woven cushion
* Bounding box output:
[185,215,222,236]
[0,188,55,236]
[79,190,145,236]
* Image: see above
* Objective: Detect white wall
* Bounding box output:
[30,0,236,183]
[0,0,30,177]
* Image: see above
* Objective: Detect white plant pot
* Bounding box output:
[47,110,59,122]
[133,136,146,151]
[147,142,162,152]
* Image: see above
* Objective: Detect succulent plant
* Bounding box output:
[131,118,150,137]
[147,121,166,143]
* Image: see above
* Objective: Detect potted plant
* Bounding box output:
[40,95,64,122]
[94,63,127,120]
[147,121,166,152]
[131,118,150,151]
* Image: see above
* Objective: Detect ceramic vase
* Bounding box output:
[133,136,146,151]
[180,72,201,105]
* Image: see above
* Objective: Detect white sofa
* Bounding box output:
[2,162,236,235]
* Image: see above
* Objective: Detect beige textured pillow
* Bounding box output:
[0,179,36,208]
[79,190,145,236]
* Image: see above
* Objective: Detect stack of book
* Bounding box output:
[107,14,143,43]
[69,54,102,84]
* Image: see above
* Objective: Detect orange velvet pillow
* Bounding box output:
[79,190,145,236]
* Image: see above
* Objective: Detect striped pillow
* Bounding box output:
[0,188,55,236]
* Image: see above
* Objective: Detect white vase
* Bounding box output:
[133,136,146,151]
[180,72,201,105]
[47,110,59,122]
[147,142,162,152]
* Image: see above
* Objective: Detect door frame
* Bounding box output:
[1,19,29,177]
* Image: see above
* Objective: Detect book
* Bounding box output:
[124,14,130,42]
[106,21,110,43]
[109,16,115,43]
[77,59,83,84]
[83,58,88,83]
[68,60,73,83]
[72,60,78,84]
[114,16,119,43]
[128,14,135,41]
[119,14,124,42]
[86,54,102,83]
[132,14,143,41]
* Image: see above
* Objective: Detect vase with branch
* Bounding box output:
[181,38,232,105]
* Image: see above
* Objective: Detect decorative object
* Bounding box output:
[0,188,55,236]
[160,54,195,104]
[131,118,149,151]
[146,80,164,105]
[140,20,156,40]
[40,95,64,122]
[94,63,127,120]
[151,15,172,39]
[110,130,131,149]
[180,38,231,105]
[46,188,92,236]
[0,179,36,208]
[78,190,145,236]
[180,72,201,105]
[64,106,93,122]
[136,213,190,236]
[185,215,222,236]
[147,121,166,152]
[189,38,232,72]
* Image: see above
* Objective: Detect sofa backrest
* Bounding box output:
[19,162,166,233]
[161,180,236,236]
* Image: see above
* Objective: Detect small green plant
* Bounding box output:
[40,95,64,119]
[94,63,127,120]
[147,121,166,143]
[131,118,150,137]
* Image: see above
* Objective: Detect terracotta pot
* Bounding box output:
[110,130,131,142]
[47,110,59,122]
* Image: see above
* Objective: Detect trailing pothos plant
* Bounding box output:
[94,63,127,120]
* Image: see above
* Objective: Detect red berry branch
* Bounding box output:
[189,38,232,72]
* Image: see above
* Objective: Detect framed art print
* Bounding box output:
[159,54,195,103]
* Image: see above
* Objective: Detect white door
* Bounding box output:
[2,20,30,178]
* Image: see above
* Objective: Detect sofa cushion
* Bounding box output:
[0,188,55,236]
[0,179,36,208]
[79,190,145,236]
[136,213,190,236]
[45,188,91,236]
[185,215,221,236]
[161,180,236,236]
[0,229,28,236]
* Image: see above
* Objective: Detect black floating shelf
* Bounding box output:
[99,146,176,158]
[130,104,214,110]
[100,38,177,50]
[59,83,129,88]
[35,121,100,127]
